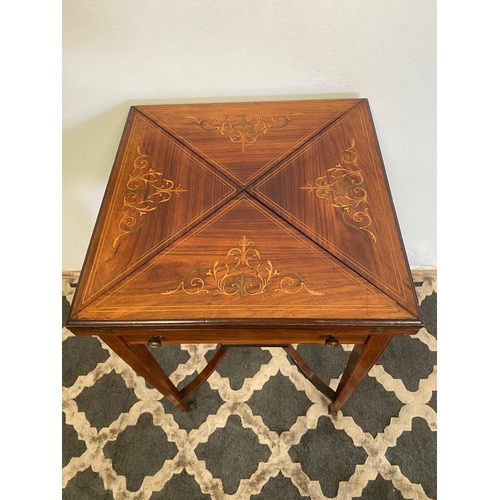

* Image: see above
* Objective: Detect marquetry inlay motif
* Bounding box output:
[186,113,301,152]
[113,146,187,249]
[300,139,377,243]
[161,235,323,297]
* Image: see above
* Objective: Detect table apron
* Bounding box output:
[70,326,419,345]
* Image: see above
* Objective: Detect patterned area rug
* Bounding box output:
[62,270,437,500]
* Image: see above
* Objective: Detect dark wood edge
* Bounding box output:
[65,318,423,330]
[363,100,423,323]
[68,107,139,318]
[134,98,364,108]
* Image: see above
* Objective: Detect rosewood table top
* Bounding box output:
[66,98,422,414]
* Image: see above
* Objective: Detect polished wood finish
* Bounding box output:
[136,99,360,187]
[67,99,422,415]
[329,334,393,413]
[251,101,417,315]
[100,335,189,411]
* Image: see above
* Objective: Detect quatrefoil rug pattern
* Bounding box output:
[62,270,437,500]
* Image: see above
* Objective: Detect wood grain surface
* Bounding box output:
[66,98,422,413]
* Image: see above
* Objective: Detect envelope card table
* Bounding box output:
[66,99,422,414]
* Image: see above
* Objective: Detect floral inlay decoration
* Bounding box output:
[112,146,186,249]
[187,113,301,152]
[161,235,323,297]
[300,139,377,243]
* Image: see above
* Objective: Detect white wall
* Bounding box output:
[63,0,436,270]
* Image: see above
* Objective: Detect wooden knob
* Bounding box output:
[325,336,339,347]
[147,336,162,348]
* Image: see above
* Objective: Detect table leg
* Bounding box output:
[329,334,392,414]
[179,345,231,400]
[284,345,336,402]
[99,335,190,412]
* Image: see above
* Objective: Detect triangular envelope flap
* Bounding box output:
[72,110,237,314]
[135,99,362,187]
[76,195,414,321]
[251,100,418,316]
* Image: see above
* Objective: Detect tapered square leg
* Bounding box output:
[329,334,392,414]
[100,335,190,412]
